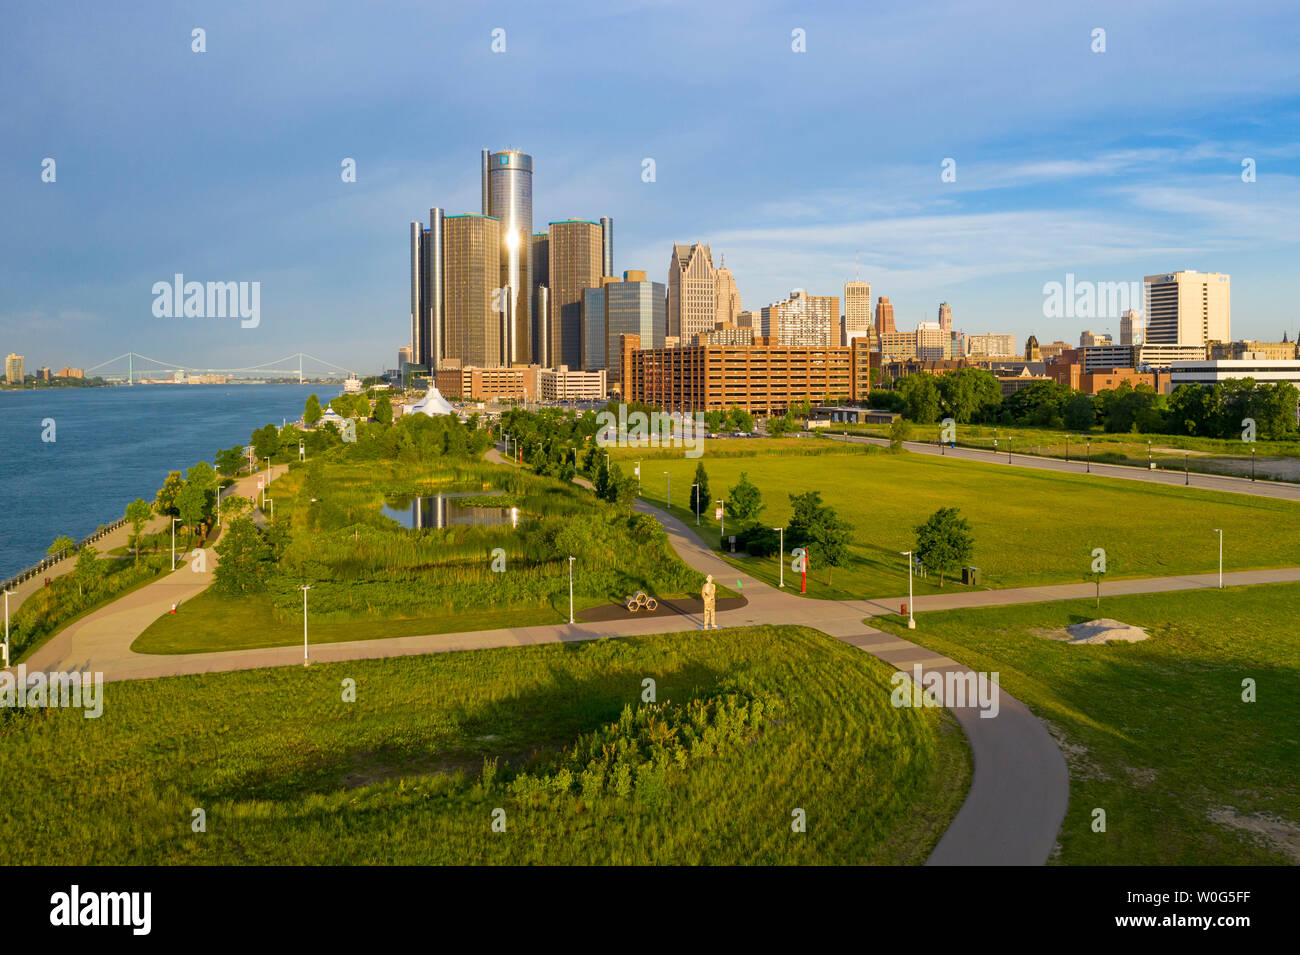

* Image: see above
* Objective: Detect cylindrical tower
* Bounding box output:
[488,149,533,365]
[427,207,444,369]
[409,221,425,365]
[535,285,550,369]
[600,216,613,278]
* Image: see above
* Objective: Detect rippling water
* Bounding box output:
[0,384,329,579]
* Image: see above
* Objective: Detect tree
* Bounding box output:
[898,373,941,424]
[125,498,153,565]
[914,507,974,588]
[1063,393,1096,431]
[689,461,711,519]
[726,406,755,432]
[176,481,208,541]
[251,424,280,461]
[767,413,795,437]
[786,491,855,584]
[213,516,271,594]
[154,470,185,516]
[593,459,612,502]
[889,415,911,450]
[46,534,76,559]
[937,368,1002,424]
[72,544,103,597]
[373,392,394,425]
[214,445,246,476]
[726,472,764,523]
[220,495,253,521]
[303,393,323,427]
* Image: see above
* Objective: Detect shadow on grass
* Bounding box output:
[192,651,727,805]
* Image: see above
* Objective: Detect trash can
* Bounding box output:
[962,566,981,585]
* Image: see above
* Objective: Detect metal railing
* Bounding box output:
[1,517,128,593]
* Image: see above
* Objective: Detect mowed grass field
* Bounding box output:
[0,627,969,865]
[132,590,602,654]
[875,584,1300,865]
[616,441,1300,599]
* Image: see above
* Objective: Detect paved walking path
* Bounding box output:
[829,432,1300,502]
[18,447,1299,864]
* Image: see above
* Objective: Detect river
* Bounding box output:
[0,384,332,579]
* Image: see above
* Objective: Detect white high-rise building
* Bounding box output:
[1144,271,1230,345]
[844,281,872,346]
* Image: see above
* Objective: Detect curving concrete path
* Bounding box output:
[33,446,1300,864]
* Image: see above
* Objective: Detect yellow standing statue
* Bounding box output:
[701,574,718,630]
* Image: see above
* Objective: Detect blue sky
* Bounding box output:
[2,0,1299,374]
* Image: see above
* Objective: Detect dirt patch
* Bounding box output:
[1122,764,1158,787]
[1041,718,1109,782]
[1030,619,1150,644]
[1207,807,1300,862]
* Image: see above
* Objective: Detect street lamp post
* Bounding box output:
[171,518,181,570]
[567,556,575,624]
[1251,446,1256,482]
[692,483,700,525]
[1007,438,1012,464]
[3,588,15,667]
[1185,452,1190,486]
[1065,434,1070,464]
[775,527,784,587]
[1147,439,1152,470]
[1086,438,1091,473]
[301,584,312,665]
[716,499,726,549]
[900,550,916,629]
[663,471,670,509]
[1214,528,1223,588]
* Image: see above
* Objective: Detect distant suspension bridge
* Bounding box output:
[84,352,355,383]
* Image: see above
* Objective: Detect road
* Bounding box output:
[827,432,1300,502]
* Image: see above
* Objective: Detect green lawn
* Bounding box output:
[827,420,1300,473]
[617,442,1300,600]
[874,583,1300,864]
[130,589,597,654]
[0,626,970,865]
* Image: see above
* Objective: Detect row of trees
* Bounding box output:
[882,368,1299,439]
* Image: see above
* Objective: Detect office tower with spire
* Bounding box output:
[1120,308,1143,345]
[714,255,742,326]
[667,241,718,343]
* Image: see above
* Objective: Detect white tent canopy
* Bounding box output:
[410,383,457,416]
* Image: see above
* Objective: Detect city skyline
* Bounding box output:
[4,1,1300,372]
